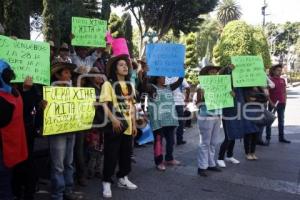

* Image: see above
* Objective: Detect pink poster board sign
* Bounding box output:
[112,38,129,56]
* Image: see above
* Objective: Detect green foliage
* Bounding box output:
[196,18,221,60]
[296,38,300,56]
[185,33,199,85]
[122,12,133,57]
[217,0,241,27]
[213,20,271,68]
[100,0,111,21]
[84,0,101,18]
[42,0,60,44]
[109,13,124,38]
[3,0,30,39]
[109,0,218,39]
[265,22,300,55]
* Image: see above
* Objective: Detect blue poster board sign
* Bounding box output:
[146,43,185,77]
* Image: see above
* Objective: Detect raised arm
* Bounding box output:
[170,77,184,91]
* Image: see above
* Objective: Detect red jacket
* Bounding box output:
[0,91,28,168]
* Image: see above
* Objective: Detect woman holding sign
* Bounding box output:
[142,74,183,171]
[196,66,225,177]
[100,54,138,198]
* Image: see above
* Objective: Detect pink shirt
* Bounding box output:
[269,77,286,104]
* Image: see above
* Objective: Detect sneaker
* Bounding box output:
[118,176,138,190]
[165,159,181,166]
[102,182,112,198]
[156,163,166,171]
[197,168,208,177]
[217,160,226,168]
[246,154,254,160]
[207,167,222,172]
[63,192,83,200]
[225,157,240,164]
[251,154,258,160]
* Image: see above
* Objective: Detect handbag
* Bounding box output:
[251,109,276,127]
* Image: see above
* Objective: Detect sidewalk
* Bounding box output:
[35,124,300,200]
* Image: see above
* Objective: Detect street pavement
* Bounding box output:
[36,86,300,200]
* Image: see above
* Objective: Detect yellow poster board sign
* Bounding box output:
[43,86,96,136]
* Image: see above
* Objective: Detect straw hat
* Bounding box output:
[51,62,77,75]
[59,42,69,51]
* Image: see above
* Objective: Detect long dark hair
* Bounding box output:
[109,58,133,101]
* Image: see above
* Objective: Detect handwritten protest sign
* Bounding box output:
[112,38,129,56]
[72,17,107,47]
[146,43,185,77]
[43,87,96,136]
[0,35,50,85]
[199,75,234,110]
[231,55,267,87]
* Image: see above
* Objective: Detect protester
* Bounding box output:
[85,69,106,179]
[0,60,28,200]
[100,54,138,198]
[48,62,81,200]
[216,65,243,167]
[54,43,72,63]
[165,77,190,145]
[12,76,41,200]
[143,73,183,171]
[243,87,267,160]
[196,66,224,177]
[266,64,291,144]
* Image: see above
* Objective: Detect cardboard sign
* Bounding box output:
[199,75,234,110]
[72,17,107,47]
[43,87,96,135]
[0,35,50,85]
[112,38,129,56]
[146,43,185,77]
[231,55,267,87]
[106,32,114,44]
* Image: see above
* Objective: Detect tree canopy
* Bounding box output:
[213,20,271,68]
[217,0,241,27]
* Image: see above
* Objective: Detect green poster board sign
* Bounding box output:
[231,55,267,87]
[0,35,50,85]
[199,75,234,110]
[71,17,107,47]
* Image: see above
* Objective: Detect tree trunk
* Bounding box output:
[42,0,60,45]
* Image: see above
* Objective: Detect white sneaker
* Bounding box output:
[118,176,138,190]
[217,160,226,168]
[225,157,240,164]
[102,182,112,198]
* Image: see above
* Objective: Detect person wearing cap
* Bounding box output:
[266,64,291,144]
[99,54,138,198]
[47,62,82,200]
[196,66,225,177]
[54,43,72,64]
[0,60,28,200]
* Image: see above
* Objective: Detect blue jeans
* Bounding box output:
[49,134,75,200]
[0,152,13,200]
[266,103,286,140]
[175,105,185,143]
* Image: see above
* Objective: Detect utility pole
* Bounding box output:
[262,0,267,28]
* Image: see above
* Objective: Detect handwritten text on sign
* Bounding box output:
[199,75,234,110]
[146,43,185,77]
[72,17,107,47]
[0,35,50,85]
[43,87,96,136]
[231,56,267,87]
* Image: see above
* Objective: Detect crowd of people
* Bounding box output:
[0,38,291,200]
